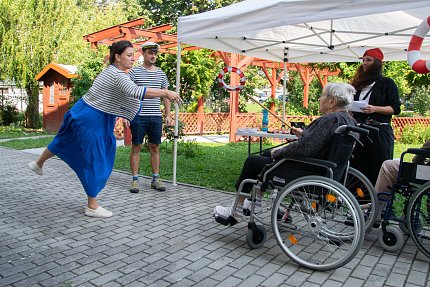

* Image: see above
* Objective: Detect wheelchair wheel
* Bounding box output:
[377,225,404,253]
[344,167,377,233]
[407,182,430,259]
[246,223,267,249]
[271,176,364,271]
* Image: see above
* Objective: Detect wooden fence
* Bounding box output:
[115,113,430,141]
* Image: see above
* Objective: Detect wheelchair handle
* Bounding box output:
[357,123,379,133]
[405,148,430,156]
[348,125,369,136]
[334,125,369,136]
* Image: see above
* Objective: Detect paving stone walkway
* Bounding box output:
[1,146,429,287]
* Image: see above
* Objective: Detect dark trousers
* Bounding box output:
[351,125,394,186]
[235,153,274,193]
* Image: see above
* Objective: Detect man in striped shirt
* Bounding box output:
[129,42,171,192]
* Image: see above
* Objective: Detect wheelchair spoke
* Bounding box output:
[408,183,430,259]
[272,176,364,271]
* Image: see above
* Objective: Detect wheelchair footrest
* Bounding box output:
[214,214,239,226]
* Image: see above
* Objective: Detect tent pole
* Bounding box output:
[173,42,181,185]
[282,48,288,131]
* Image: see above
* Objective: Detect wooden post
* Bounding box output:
[197,96,204,134]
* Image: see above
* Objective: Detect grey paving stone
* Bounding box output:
[215,276,241,287]
[2,147,430,287]
[363,274,386,287]
[350,265,372,280]
[328,267,352,282]
[406,270,427,286]
[322,280,343,287]
[385,272,407,287]
[343,277,365,287]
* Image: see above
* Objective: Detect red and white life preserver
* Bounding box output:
[407,16,430,74]
[217,66,246,91]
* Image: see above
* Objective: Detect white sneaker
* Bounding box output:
[243,198,251,210]
[85,206,113,218]
[213,204,233,217]
[242,198,262,214]
[29,161,43,175]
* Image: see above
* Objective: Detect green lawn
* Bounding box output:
[0,126,52,139]
[115,141,274,192]
[0,135,422,192]
[0,136,54,149]
[245,102,264,113]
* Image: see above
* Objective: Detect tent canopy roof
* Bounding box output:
[178,0,430,63]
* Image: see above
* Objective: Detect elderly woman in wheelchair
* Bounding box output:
[212,83,372,271]
[214,82,357,223]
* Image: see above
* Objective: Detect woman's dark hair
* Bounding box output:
[350,58,383,90]
[109,40,133,64]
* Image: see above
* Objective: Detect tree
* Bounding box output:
[410,85,430,116]
[0,0,141,128]
[137,0,241,27]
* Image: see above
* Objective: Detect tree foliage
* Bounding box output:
[137,0,241,26]
[0,0,141,128]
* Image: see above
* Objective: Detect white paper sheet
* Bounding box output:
[350,100,368,113]
[416,165,430,181]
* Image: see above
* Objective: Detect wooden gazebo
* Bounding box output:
[83,18,339,141]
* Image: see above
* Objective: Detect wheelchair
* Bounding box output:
[375,147,430,255]
[214,124,370,271]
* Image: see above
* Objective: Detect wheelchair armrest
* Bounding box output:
[294,157,338,169]
[261,157,337,183]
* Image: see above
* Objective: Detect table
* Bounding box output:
[235,130,297,155]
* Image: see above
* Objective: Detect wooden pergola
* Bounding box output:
[83,18,340,141]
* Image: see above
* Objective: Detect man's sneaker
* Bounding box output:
[85,206,113,218]
[151,179,166,192]
[130,180,139,193]
[29,161,43,175]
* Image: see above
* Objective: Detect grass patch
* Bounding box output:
[394,143,422,161]
[0,126,52,139]
[115,141,276,192]
[0,136,54,150]
[0,133,424,192]
[245,103,263,113]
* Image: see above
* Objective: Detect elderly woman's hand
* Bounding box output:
[290,126,303,138]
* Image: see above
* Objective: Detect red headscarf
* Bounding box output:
[363,48,384,61]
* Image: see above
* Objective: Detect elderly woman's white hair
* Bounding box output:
[323,83,356,109]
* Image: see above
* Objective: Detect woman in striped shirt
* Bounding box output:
[28,40,181,218]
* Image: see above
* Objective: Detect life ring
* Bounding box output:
[407,16,430,74]
[217,66,246,91]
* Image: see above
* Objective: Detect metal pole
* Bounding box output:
[173,42,181,185]
[282,47,288,130]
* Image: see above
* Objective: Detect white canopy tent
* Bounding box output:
[178,0,430,62]
[171,0,430,184]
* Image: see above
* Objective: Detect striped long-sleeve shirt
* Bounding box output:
[129,66,169,117]
[83,65,147,121]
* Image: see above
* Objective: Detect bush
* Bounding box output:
[160,139,203,158]
[399,123,430,144]
[1,105,20,126]
[410,85,430,116]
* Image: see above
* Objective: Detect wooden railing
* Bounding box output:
[115,114,430,141]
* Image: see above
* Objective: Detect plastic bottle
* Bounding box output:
[261,109,269,132]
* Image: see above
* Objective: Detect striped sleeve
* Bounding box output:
[117,72,146,100]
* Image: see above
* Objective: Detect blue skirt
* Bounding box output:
[48,99,116,198]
